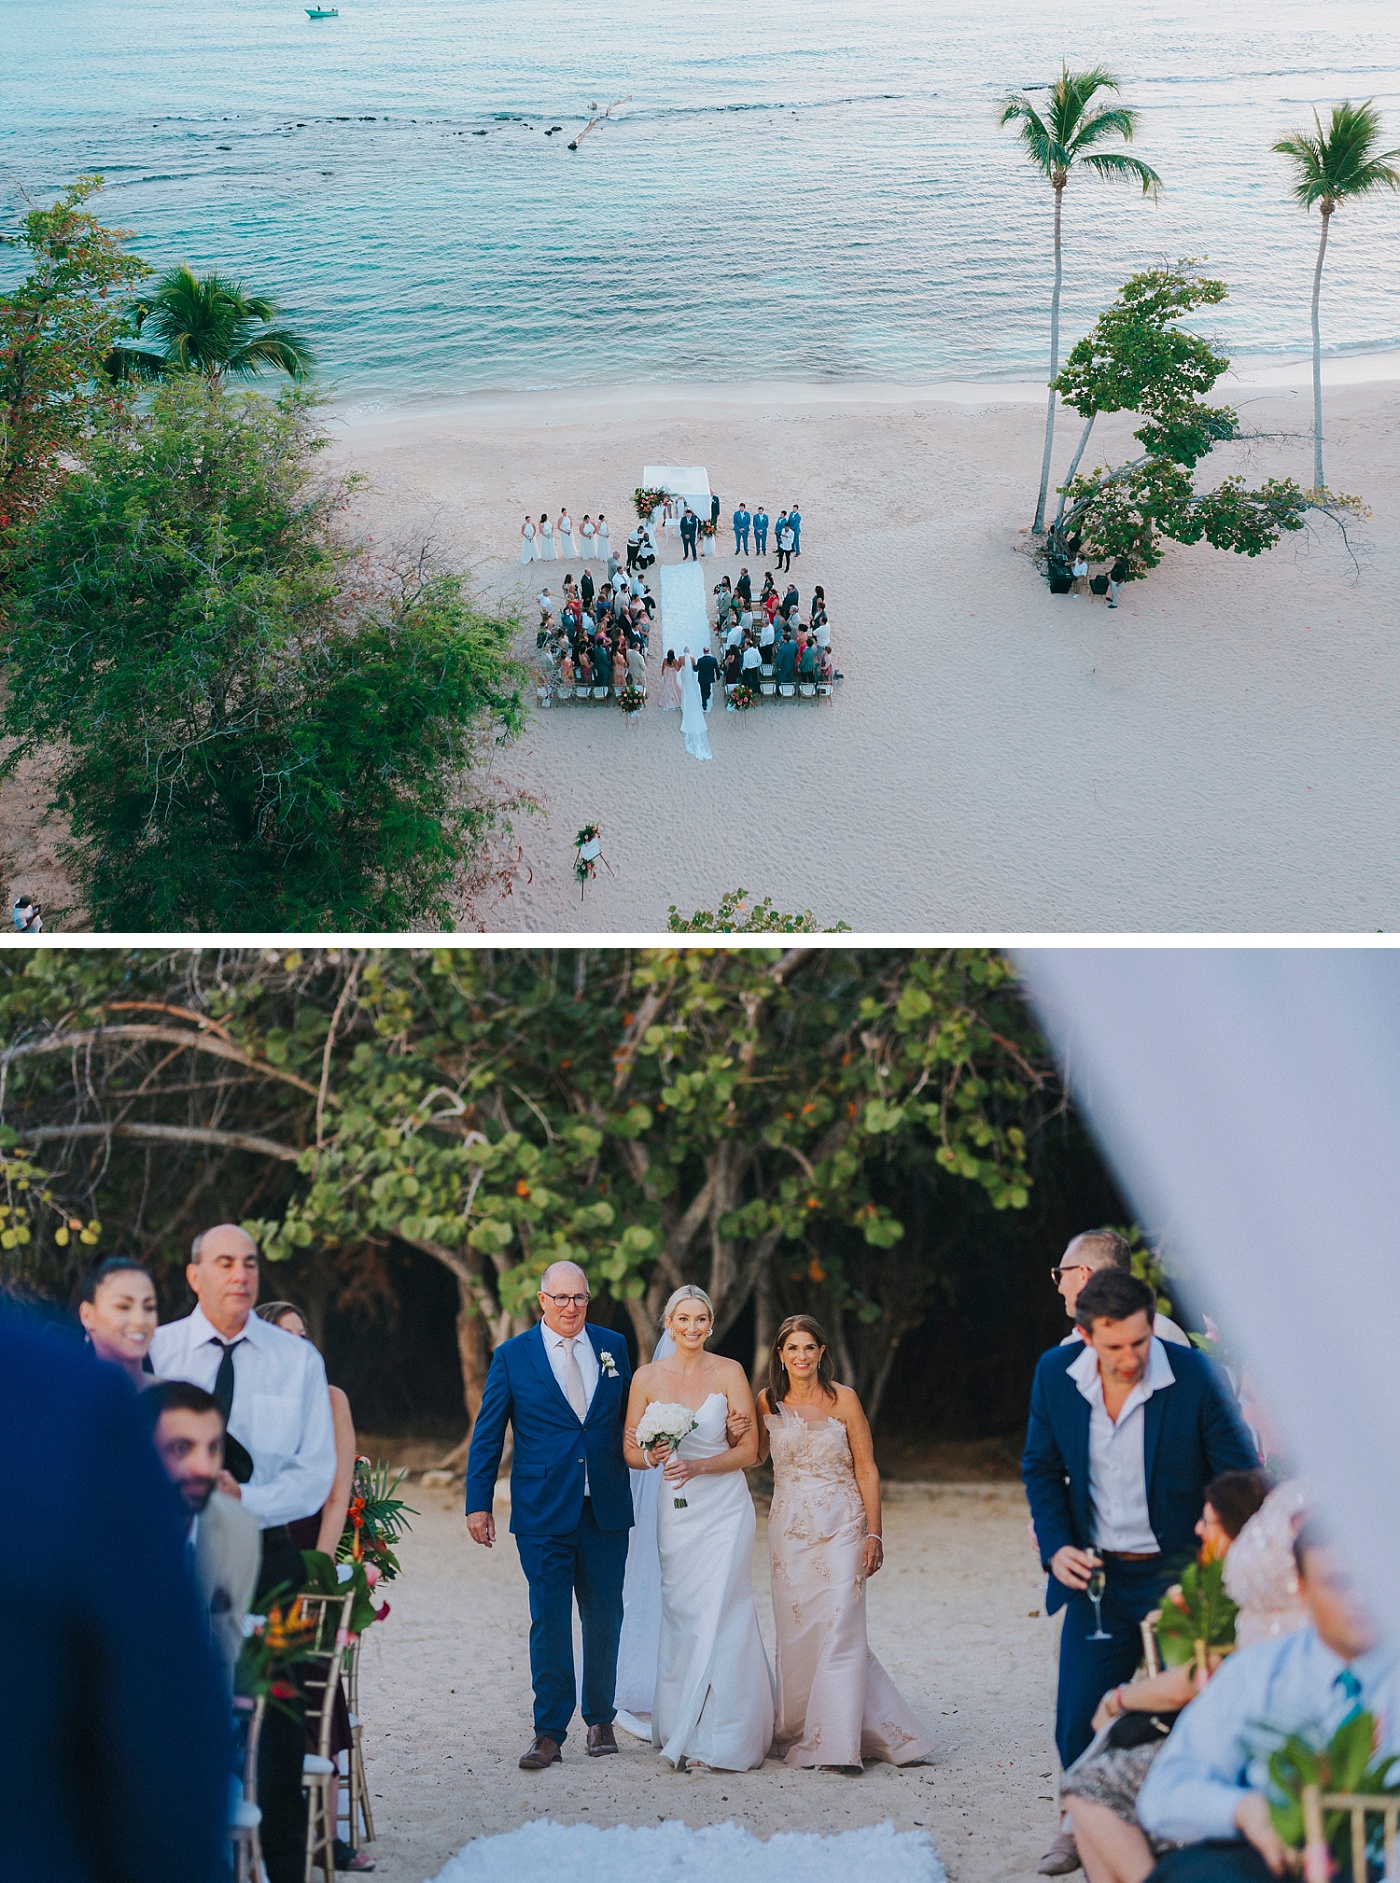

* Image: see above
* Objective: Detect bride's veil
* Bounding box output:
[612,1329,676,1733]
[678,647,713,762]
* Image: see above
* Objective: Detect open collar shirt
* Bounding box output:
[1138,1627,1400,1845]
[149,1304,337,1529]
[1068,1334,1176,1554]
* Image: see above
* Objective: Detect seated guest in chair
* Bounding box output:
[1023,1269,1257,1876]
[1136,1522,1399,1882]
[143,1380,262,1693]
[774,631,799,684]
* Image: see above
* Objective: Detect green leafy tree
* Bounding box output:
[666,889,849,932]
[0,176,149,565]
[0,948,1059,1448]
[1000,65,1161,534]
[1272,101,1400,493]
[1050,263,1363,583]
[105,262,314,385]
[0,381,526,930]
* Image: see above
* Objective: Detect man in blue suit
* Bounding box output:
[753,506,769,555]
[732,502,751,555]
[1022,1269,1256,1870]
[1,1311,228,1883]
[788,502,802,557]
[466,1260,634,1770]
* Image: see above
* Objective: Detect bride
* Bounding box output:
[623,1286,774,1772]
[679,649,712,762]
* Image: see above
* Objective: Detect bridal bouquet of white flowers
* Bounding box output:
[636,1401,699,1508]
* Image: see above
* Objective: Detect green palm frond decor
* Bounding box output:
[1267,1710,1400,1881]
[1155,1555,1238,1668]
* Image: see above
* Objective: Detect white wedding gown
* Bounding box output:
[651,1394,775,1770]
[679,651,712,762]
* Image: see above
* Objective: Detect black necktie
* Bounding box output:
[212,1338,244,1425]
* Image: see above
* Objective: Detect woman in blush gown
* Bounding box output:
[624,1286,774,1773]
[520,515,537,563]
[751,1315,934,1773]
[657,649,682,710]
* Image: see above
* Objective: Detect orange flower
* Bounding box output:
[515,1180,530,1197]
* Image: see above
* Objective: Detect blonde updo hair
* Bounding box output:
[662,1284,715,1331]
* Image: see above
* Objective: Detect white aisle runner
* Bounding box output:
[429,1820,946,1883]
[658,561,710,664]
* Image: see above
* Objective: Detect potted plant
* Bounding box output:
[698,516,718,556]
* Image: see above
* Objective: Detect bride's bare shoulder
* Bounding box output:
[713,1354,752,1390]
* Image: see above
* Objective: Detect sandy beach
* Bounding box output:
[330,365,1400,935]
[7,364,1400,933]
[353,1480,1055,1883]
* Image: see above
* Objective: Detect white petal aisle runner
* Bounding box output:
[658,562,709,664]
[428,1819,945,1883]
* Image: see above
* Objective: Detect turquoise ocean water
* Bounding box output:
[4,0,1400,407]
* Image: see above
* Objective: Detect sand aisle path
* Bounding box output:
[355,1483,1056,1883]
[335,377,1400,933]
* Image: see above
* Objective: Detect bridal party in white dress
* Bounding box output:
[465,1264,933,1776]
[521,509,611,565]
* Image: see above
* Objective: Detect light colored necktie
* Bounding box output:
[561,1338,588,1422]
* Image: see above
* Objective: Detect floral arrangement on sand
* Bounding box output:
[635,1401,699,1507]
[574,822,603,886]
[618,682,646,716]
[698,516,718,537]
[633,485,672,521]
[731,683,758,712]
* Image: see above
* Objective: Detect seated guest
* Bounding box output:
[759,611,777,663]
[1136,1523,1399,1882]
[592,642,611,688]
[783,582,799,615]
[77,1254,159,1385]
[627,643,648,689]
[798,638,817,680]
[741,636,763,676]
[560,649,575,687]
[715,579,734,629]
[1062,1470,1274,1883]
[725,615,745,652]
[143,1379,262,1694]
[815,617,831,648]
[612,645,628,689]
[724,645,743,687]
[764,589,780,624]
[774,631,799,683]
[817,646,834,684]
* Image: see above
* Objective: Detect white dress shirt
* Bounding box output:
[150,1305,337,1528]
[1138,1628,1400,1845]
[541,1324,598,1494]
[1068,1335,1177,1553]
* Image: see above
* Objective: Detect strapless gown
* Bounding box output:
[652,1393,774,1770]
[766,1406,935,1768]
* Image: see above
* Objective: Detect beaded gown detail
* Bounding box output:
[765,1406,935,1768]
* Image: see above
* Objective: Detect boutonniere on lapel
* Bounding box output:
[598,1350,618,1378]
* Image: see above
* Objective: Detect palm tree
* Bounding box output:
[1000,66,1161,533]
[1272,101,1400,493]
[106,263,314,385]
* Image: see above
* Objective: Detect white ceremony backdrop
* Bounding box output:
[1018,948,1400,1645]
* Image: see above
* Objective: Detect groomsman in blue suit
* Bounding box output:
[466,1260,634,1770]
[1022,1268,1256,1871]
[752,505,769,555]
[788,502,802,557]
[732,502,751,555]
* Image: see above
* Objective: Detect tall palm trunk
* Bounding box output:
[1033,181,1066,534]
[1309,204,1332,493]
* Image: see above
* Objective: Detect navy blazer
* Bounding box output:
[465,1321,634,1535]
[1,1313,227,1882]
[1021,1337,1258,1614]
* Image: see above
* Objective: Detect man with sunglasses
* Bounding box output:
[466,1260,634,1772]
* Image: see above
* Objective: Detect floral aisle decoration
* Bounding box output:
[618,682,646,720]
[697,517,717,538]
[573,822,608,897]
[1267,1710,1400,1883]
[731,683,758,713]
[236,1593,318,1711]
[633,485,672,521]
[1155,1553,1238,1675]
[340,1455,415,1587]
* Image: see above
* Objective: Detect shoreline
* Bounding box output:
[328,347,1400,434]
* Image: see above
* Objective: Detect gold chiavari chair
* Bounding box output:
[1301,1785,1400,1883]
[230,1693,266,1883]
[298,1590,355,1883]
[344,1633,375,1848]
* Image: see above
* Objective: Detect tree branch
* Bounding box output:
[19,1121,301,1161]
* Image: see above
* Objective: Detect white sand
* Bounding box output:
[330,374,1400,934]
[354,1483,1058,1883]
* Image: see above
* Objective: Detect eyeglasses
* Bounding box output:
[1050,1264,1092,1282]
[540,1292,591,1308]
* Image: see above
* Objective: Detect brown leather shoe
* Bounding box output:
[519,1734,562,1771]
[587,1723,619,1757]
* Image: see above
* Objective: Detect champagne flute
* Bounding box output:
[1085,1552,1111,1641]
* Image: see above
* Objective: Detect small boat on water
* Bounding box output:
[306,7,338,16]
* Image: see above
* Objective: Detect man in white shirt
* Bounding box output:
[151,1223,337,1883]
[1053,1228,1191,1349]
[1138,1525,1399,1880]
[1023,1269,1257,1875]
